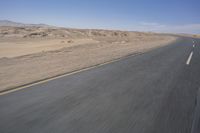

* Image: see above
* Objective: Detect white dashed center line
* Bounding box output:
[186,51,193,65]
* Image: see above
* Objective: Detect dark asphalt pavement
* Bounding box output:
[0,37,200,133]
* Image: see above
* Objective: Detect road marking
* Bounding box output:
[193,40,195,43]
[186,51,193,65]
[193,45,195,48]
[0,61,117,96]
[0,52,143,96]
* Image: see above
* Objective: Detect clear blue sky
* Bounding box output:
[0,0,200,33]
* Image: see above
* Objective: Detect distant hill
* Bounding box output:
[0,20,53,27]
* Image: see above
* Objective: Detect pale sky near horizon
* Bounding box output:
[0,0,200,33]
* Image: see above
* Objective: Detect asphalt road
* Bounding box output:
[0,37,200,133]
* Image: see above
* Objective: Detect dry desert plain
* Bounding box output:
[0,26,178,92]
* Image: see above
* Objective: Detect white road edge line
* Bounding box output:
[186,51,193,65]
[0,52,143,96]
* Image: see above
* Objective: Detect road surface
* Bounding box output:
[0,37,200,133]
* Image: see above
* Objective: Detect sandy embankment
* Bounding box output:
[0,27,177,92]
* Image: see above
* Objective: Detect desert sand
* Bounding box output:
[0,26,177,92]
